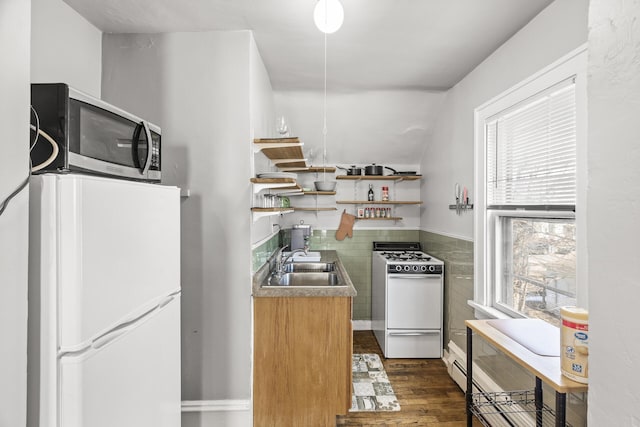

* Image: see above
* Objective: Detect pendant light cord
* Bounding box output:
[322,30,328,181]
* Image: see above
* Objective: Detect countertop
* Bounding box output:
[466,319,588,393]
[252,250,357,298]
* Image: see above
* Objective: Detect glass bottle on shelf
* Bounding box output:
[368,184,374,201]
[381,186,389,201]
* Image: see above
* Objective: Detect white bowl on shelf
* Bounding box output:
[314,181,337,192]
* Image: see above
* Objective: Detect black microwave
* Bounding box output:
[30,83,161,182]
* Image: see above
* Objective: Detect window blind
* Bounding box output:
[486,79,576,208]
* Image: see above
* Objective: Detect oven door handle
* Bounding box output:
[389,331,440,336]
[387,274,441,279]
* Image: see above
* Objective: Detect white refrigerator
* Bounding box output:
[27,173,181,427]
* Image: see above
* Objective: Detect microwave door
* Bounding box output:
[68,100,148,180]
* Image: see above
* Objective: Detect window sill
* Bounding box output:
[467,301,516,320]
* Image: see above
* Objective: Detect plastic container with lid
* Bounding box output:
[560,306,589,383]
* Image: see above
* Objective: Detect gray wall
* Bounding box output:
[0,0,30,425]
[418,1,590,425]
[419,231,474,352]
[30,0,102,97]
[587,1,640,424]
[419,0,588,241]
[102,32,275,426]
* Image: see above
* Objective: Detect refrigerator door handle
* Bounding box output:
[92,293,178,350]
[92,326,128,350]
[60,291,181,357]
[92,304,157,350]
[158,294,175,308]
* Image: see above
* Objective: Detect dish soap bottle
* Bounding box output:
[368,184,374,201]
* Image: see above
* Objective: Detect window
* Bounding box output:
[473,47,587,326]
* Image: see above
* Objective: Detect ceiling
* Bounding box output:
[64,0,554,166]
[65,0,554,91]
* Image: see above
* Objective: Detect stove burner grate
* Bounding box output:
[379,251,432,262]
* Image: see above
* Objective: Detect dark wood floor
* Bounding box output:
[336,331,483,427]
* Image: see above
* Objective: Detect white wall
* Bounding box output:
[102,31,262,425]
[587,1,640,424]
[31,0,102,97]
[420,0,588,240]
[272,90,444,232]
[274,90,445,167]
[0,0,30,425]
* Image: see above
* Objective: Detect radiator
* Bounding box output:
[445,341,538,427]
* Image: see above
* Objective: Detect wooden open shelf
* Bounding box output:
[336,200,421,205]
[336,175,421,181]
[253,137,308,169]
[356,217,403,221]
[251,207,294,213]
[250,177,296,184]
[298,167,336,173]
[250,177,301,194]
[303,191,336,196]
[292,207,338,212]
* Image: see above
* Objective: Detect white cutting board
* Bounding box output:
[487,319,560,357]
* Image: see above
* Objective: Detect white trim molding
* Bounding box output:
[352,320,372,331]
[182,399,251,413]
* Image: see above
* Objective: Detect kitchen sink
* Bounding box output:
[268,272,343,287]
[283,262,336,273]
[281,251,322,262]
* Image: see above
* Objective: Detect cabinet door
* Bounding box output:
[254,296,352,427]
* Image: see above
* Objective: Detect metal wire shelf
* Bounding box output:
[470,390,573,427]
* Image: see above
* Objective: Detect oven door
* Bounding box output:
[387,274,442,329]
[67,90,161,182]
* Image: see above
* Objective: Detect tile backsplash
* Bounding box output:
[252,232,281,273]
[419,230,474,352]
[418,230,586,426]
[309,229,419,319]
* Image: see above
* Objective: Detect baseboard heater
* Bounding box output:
[445,341,540,427]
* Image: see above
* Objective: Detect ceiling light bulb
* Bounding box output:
[314,0,344,34]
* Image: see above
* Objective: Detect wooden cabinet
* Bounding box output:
[254,296,353,427]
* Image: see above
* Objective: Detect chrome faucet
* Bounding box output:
[273,245,309,275]
[280,248,309,269]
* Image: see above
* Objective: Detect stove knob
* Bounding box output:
[404,265,410,272]
[412,265,419,272]
[420,265,427,272]
[395,265,402,272]
[428,265,436,272]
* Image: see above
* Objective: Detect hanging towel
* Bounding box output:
[335,209,356,241]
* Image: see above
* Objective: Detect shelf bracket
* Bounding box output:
[251,209,294,222]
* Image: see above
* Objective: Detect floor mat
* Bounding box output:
[350,353,401,412]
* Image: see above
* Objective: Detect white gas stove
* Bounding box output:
[376,250,444,274]
[371,242,444,358]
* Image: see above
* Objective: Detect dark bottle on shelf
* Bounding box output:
[368,184,374,201]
